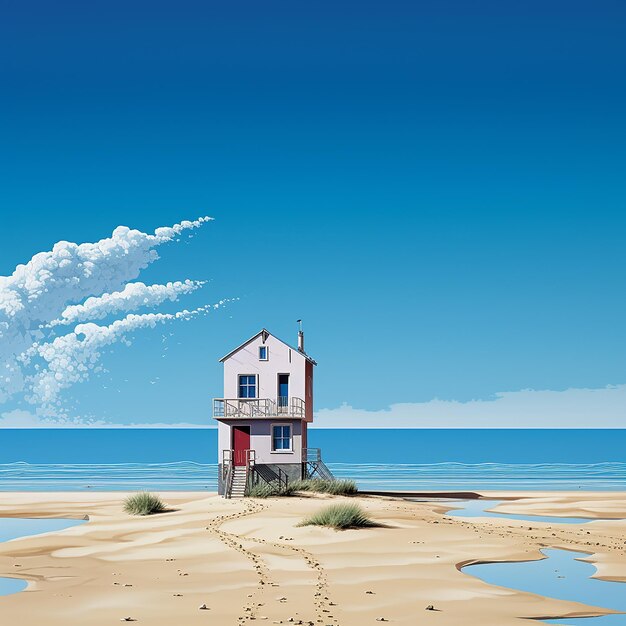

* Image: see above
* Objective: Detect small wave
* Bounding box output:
[0,462,624,492]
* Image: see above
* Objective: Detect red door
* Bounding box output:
[232,426,250,466]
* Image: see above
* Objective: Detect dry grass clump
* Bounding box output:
[297,503,377,530]
[123,492,167,515]
[245,478,357,498]
[245,482,296,498]
[290,478,358,495]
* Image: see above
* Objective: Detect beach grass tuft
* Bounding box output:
[123,492,167,515]
[245,482,296,498]
[245,482,278,498]
[297,503,377,530]
[289,478,358,495]
[245,478,357,498]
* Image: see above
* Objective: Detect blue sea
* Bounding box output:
[0,429,624,491]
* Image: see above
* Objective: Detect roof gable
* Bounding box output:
[219,328,317,365]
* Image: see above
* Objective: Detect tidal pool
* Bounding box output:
[447,499,602,524]
[466,548,626,625]
[0,577,26,595]
[0,517,86,596]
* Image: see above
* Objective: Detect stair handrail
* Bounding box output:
[222,448,234,477]
[224,465,234,498]
[222,449,234,498]
[276,466,288,490]
[245,449,256,493]
[303,447,321,462]
[316,459,335,481]
[302,448,335,481]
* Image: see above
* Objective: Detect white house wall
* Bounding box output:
[223,333,308,402]
[217,419,303,464]
[251,419,302,464]
[217,421,230,463]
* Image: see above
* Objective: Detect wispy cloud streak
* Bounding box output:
[49,280,206,326]
[27,303,229,404]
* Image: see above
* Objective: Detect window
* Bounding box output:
[272,424,292,451]
[238,375,256,398]
[258,346,268,361]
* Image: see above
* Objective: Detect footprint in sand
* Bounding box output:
[206,500,340,625]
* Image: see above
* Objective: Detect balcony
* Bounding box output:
[213,397,306,420]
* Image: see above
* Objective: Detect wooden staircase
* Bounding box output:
[230,466,247,498]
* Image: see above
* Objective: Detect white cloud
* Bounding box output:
[0,216,217,407]
[50,280,205,326]
[313,384,626,428]
[0,215,210,325]
[27,303,230,404]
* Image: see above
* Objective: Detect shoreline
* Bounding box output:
[0,491,625,625]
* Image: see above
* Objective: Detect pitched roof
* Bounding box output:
[219,328,317,365]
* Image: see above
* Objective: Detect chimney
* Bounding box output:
[297,319,304,353]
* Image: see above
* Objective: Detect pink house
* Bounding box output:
[214,326,332,497]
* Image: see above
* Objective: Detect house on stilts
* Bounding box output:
[214,326,334,497]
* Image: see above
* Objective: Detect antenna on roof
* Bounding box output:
[296,319,304,352]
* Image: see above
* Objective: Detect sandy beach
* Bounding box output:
[0,491,625,625]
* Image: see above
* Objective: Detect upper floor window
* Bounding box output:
[258,346,268,361]
[238,375,257,398]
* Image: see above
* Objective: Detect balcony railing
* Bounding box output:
[213,397,306,419]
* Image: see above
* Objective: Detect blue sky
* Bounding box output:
[0,0,625,427]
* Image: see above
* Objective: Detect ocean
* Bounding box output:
[0,429,624,491]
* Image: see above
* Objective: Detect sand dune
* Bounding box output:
[0,491,625,625]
